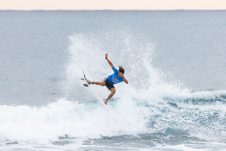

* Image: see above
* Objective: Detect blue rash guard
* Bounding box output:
[106,66,124,85]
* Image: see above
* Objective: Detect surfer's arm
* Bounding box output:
[105,53,113,68]
[122,75,128,84]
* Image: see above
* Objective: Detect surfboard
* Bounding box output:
[81,72,108,108]
[80,72,90,87]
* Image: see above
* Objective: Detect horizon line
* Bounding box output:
[0,9,226,11]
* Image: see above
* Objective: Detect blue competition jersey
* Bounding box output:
[106,66,124,85]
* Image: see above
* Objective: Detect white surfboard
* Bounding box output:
[81,72,108,108]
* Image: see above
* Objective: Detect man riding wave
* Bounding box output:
[87,53,128,105]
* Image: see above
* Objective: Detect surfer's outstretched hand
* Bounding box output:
[105,53,108,59]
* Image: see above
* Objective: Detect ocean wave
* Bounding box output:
[0,32,225,146]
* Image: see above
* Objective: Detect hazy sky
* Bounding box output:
[0,0,226,10]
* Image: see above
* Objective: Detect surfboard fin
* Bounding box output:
[83,83,89,87]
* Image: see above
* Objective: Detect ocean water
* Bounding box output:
[0,10,226,151]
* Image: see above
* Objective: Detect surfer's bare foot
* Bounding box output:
[104,100,108,105]
[87,80,93,85]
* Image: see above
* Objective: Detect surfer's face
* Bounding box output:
[119,72,124,78]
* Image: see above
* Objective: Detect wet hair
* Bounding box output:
[118,66,125,74]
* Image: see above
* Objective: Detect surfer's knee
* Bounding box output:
[111,88,116,94]
[100,82,105,86]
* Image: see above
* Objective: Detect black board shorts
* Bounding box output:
[104,79,115,90]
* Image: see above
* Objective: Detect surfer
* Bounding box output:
[87,53,128,105]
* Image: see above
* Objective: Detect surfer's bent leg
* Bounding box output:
[104,88,116,105]
[92,81,106,86]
